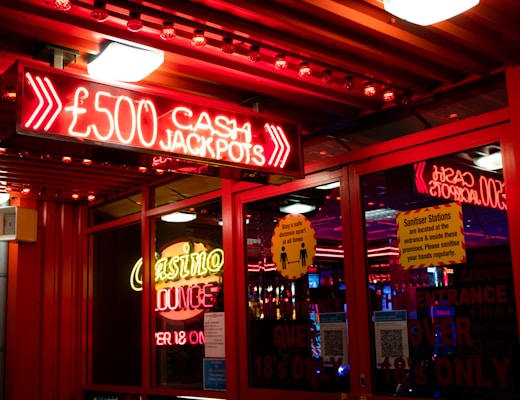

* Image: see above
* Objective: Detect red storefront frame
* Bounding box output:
[5,66,520,400]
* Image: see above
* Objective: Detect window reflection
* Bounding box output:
[153,200,224,389]
[363,144,519,399]
[245,183,350,392]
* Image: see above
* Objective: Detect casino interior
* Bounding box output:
[1,1,520,400]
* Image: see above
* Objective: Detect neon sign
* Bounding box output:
[130,241,224,321]
[17,64,302,177]
[155,330,205,346]
[415,161,506,210]
[130,242,224,290]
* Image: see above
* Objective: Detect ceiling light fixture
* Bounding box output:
[62,156,72,163]
[365,208,399,221]
[343,76,354,90]
[53,0,72,11]
[321,69,333,84]
[191,30,207,47]
[316,181,340,190]
[220,37,235,54]
[280,203,316,214]
[72,190,79,200]
[364,82,376,97]
[87,41,164,82]
[248,45,261,63]
[298,62,311,78]
[127,11,143,32]
[161,211,197,223]
[383,87,396,102]
[160,21,175,40]
[91,1,109,22]
[274,54,288,70]
[474,151,502,171]
[383,0,479,26]
[22,184,31,194]
[88,192,96,202]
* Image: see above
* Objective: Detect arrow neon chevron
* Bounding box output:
[24,72,63,131]
[266,123,280,167]
[34,76,52,130]
[43,77,63,131]
[24,72,44,129]
[265,123,290,168]
[275,125,290,168]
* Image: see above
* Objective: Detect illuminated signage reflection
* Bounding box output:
[415,161,506,210]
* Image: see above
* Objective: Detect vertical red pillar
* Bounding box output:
[5,197,40,399]
[5,197,83,400]
[505,65,520,333]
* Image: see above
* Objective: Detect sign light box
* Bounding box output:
[15,63,303,177]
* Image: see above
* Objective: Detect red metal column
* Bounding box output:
[504,65,520,333]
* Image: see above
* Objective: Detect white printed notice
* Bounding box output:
[204,312,225,358]
[374,310,409,369]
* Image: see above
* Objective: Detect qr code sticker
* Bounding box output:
[322,328,344,358]
[380,329,404,358]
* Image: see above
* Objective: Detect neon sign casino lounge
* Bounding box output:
[1,2,520,400]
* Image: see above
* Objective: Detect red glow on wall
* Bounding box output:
[415,161,506,210]
[18,65,302,177]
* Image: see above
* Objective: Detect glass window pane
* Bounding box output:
[91,192,142,225]
[362,144,519,398]
[90,223,142,385]
[245,183,350,392]
[152,200,223,389]
[154,175,221,208]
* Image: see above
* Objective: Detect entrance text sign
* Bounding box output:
[16,63,303,177]
[396,202,466,269]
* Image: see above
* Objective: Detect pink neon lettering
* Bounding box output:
[58,87,290,169]
[137,100,157,147]
[155,282,218,312]
[215,115,237,139]
[186,132,202,156]
[64,86,89,137]
[193,111,212,133]
[92,91,114,140]
[155,330,205,346]
[114,95,136,144]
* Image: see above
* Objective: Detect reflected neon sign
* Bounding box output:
[18,65,302,176]
[415,161,506,210]
[130,241,224,321]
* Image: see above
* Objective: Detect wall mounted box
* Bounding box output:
[0,206,37,242]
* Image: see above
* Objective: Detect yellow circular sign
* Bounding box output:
[271,214,317,279]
